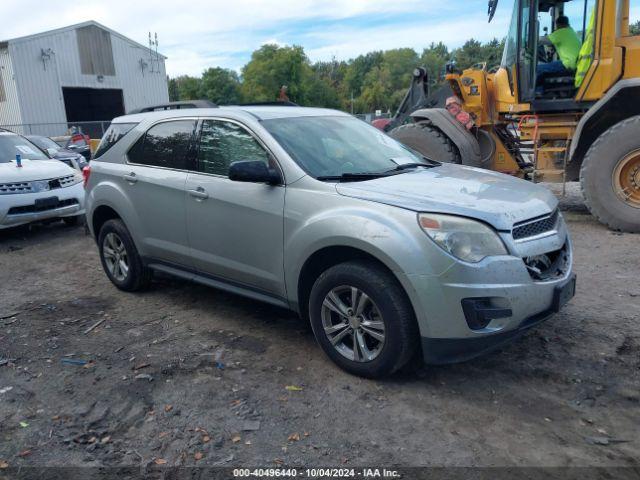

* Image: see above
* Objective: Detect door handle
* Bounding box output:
[123,172,137,184]
[188,187,209,200]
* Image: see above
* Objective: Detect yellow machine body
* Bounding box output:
[445,0,639,181]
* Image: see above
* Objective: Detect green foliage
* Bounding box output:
[631,20,640,35]
[454,38,504,70]
[168,38,506,113]
[168,75,202,101]
[420,42,450,86]
[200,67,241,105]
[241,44,310,103]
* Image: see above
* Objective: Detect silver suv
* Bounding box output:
[85,106,575,378]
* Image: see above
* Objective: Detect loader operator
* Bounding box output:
[536,15,581,93]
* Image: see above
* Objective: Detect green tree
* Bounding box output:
[200,67,241,104]
[311,58,349,109]
[421,42,450,87]
[343,51,384,100]
[305,75,342,108]
[382,48,420,92]
[631,20,640,35]
[481,38,505,69]
[168,77,179,101]
[454,39,484,70]
[360,65,393,112]
[169,75,202,101]
[241,44,310,103]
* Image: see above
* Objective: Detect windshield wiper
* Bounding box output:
[316,172,391,182]
[385,161,440,173]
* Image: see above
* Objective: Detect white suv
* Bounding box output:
[0,131,85,229]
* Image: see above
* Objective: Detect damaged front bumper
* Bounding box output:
[404,212,575,364]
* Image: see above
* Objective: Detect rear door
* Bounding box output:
[185,118,286,298]
[123,118,196,266]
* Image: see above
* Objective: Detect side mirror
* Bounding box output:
[46,148,58,157]
[228,160,281,185]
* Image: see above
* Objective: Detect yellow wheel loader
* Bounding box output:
[384,0,640,232]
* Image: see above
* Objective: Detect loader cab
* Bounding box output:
[499,0,597,109]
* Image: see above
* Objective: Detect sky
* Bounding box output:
[1,0,639,77]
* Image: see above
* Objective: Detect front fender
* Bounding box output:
[411,108,484,167]
[283,196,456,327]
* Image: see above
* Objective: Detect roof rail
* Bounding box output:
[128,100,218,114]
[239,101,300,107]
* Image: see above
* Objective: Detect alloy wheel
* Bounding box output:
[102,232,129,282]
[320,285,386,362]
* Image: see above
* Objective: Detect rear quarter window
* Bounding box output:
[93,123,138,159]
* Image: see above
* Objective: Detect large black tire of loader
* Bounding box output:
[389,122,461,164]
[580,115,640,233]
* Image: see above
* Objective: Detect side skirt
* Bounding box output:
[144,258,291,310]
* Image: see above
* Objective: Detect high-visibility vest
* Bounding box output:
[575,9,596,88]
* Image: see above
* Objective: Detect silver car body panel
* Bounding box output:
[86,106,574,359]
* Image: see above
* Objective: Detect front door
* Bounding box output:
[185,119,286,298]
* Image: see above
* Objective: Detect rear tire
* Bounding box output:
[98,219,152,291]
[308,260,419,378]
[580,116,640,233]
[389,122,461,164]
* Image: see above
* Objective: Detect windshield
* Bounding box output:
[501,0,519,68]
[27,136,60,151]
[262,116,429,178]
[0,133,49,162]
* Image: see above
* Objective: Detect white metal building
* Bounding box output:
[0,21,169,136]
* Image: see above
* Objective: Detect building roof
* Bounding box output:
[0,20,167,59]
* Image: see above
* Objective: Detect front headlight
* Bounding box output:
[71,171,84,185]
[418,213,508,263]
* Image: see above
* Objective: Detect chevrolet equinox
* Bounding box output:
[85,106,575,378]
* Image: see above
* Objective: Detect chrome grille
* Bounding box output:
[0,174,77,195]
[512,210,559,241]
[0,182,33,194]
[57,174,77,187]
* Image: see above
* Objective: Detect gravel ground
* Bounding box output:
[0,184,638,473]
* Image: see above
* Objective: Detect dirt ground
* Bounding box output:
[0,183,639,474]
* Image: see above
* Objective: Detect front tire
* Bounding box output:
[98,219,151,291]
[580,116,640,233]
[308,260,419,378]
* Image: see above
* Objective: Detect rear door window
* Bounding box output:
[128,120,196,170]
[196,120,269,176]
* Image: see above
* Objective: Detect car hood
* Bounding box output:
[0,159,76,183]
[52,149,82,160]
[335,164,558,231]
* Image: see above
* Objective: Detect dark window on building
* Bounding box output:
[127,120,196,170]
[76,25,116,76]
[0,70,6,102]
[197,120,269,176]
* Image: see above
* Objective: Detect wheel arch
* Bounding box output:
[410,108,484,166]
[295,245,411,323]
[569,79,640,180]
[91,205,121,241]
